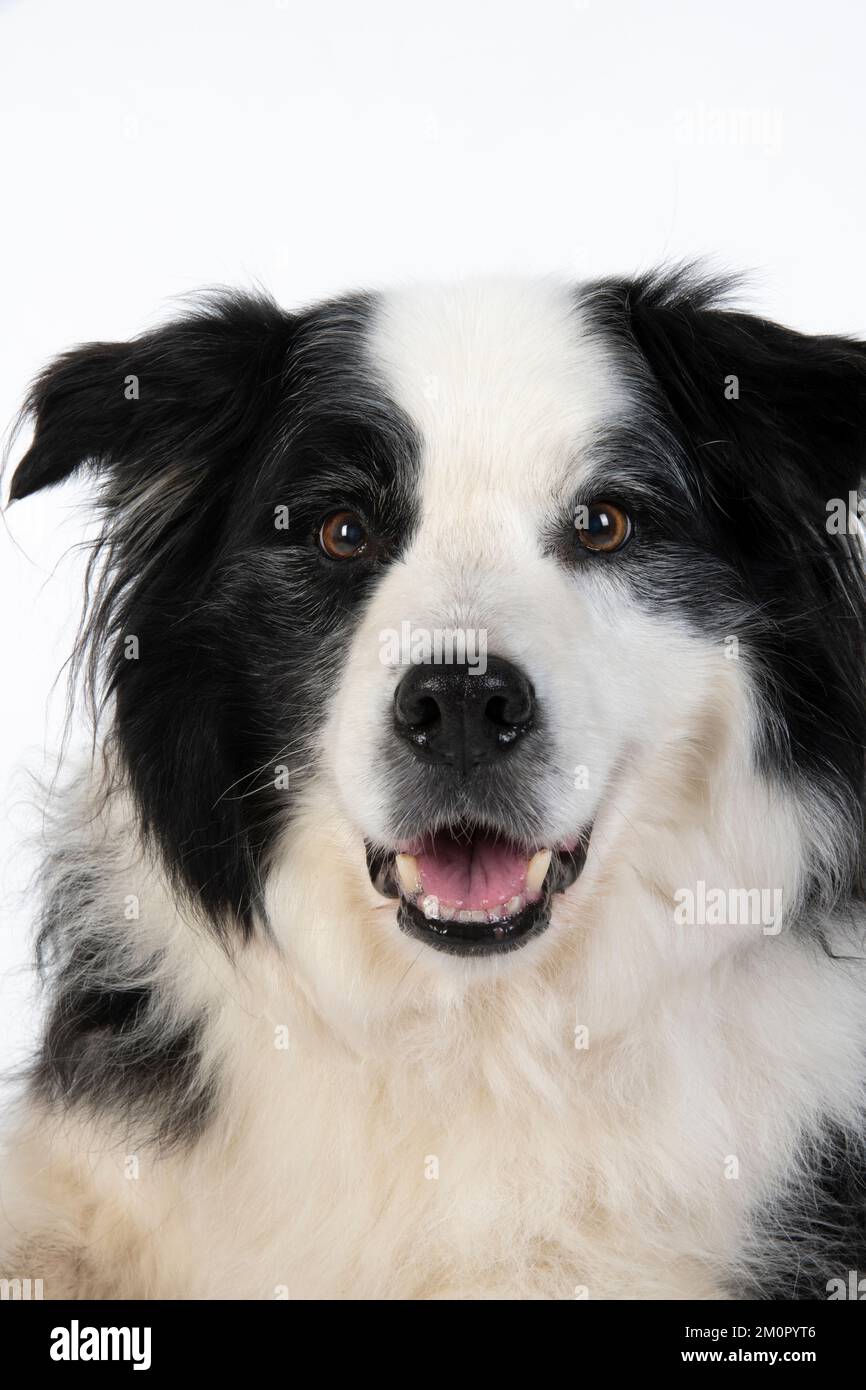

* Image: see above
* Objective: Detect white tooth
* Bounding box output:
[395,853,420,896]
[422,895,440,920]
[505,895,524,917]
[439,903,457,921]
[456,909,475,923]
[526,849,553,896]
[468,910,486,923]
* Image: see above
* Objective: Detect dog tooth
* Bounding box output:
[526,849,553,896]
[395,853,420,896]
[422,894,440,920]
[439,903,457,921]
[506,895,524,916]
[456,909,475,923]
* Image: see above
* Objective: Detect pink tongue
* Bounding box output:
[416,833,528,910]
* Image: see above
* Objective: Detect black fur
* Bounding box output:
[11,290,420,940]
[28,855,214,1145]
[9,290,420,1144]
[739,1125,866,1299]
[582,269,866,912]
[581,272,866,1296]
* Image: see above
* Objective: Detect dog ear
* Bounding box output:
[9,292,296,503]
[614,272,866,507]
[7,294,303,937]
[603,273,866,840]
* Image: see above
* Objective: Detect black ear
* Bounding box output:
[609,271,866,506]
[592,271,866,845]
[8,294,302,938]
[9,292,297,503]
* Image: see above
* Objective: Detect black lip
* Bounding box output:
[365,837,589,956]
[398,893,550,955]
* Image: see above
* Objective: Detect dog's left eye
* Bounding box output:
[575,501,633,554]
[318,510,369,560]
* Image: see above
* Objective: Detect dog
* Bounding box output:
[2,269,866,1299]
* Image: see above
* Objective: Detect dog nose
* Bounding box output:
[394,657,535,770]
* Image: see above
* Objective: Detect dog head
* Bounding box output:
[10,273,866,984]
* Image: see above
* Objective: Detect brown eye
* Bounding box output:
[318,510,369,560]
[575,501,632,553]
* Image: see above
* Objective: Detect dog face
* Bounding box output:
[10,274,866,966]
[325,281,739,955]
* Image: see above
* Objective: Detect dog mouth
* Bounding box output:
[365,825,589,955]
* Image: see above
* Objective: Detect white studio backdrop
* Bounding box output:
[1,0,865,1081]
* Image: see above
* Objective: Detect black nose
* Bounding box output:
[394,657,535,771]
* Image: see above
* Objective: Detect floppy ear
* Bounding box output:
[603,274,866,853]
[7,294,301,936]
[9,292,296,503]
[617,272,866,508]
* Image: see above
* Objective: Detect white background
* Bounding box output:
[1,0,865,1079]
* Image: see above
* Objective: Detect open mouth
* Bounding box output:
[366,825,589,955]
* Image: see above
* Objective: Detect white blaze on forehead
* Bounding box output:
[368,277,625,533]
[324,276,757,883]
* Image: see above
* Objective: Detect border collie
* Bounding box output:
[2,271,866,1300]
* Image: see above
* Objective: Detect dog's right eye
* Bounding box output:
[574,501,633,554]
[318,510,369,560]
